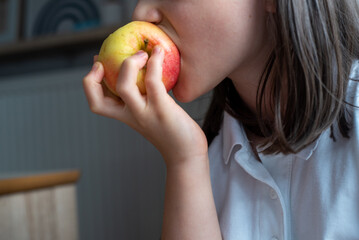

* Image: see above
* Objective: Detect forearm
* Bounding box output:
[83,38,220,239]
[161,156,222,240]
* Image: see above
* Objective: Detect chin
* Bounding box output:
[171,84,196,103]
[172,81,208,103]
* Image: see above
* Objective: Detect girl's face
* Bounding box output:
[133,0,274,102]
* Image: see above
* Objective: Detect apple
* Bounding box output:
[98,21,180,96]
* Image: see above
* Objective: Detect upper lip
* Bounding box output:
[158,23,179,49]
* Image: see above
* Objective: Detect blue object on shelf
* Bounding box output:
[33,0,100,37]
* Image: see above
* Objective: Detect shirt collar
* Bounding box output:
[222,112,247,165]
[221,111,321,165]
[292,138,320,160]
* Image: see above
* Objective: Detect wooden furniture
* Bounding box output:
[0,170,80,240]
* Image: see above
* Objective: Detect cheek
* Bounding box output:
[172,58,226,103]
[170,1,268,101]
[172,29,237,102]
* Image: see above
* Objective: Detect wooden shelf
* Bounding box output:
[0,25,119,57]
[0,170,81,195]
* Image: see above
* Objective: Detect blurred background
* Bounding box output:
[0,0,211,239]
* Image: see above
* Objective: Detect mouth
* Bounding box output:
[156,23,182,86]
[157,23,180,53]
[158,24,182,67]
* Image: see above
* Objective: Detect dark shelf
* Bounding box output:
[0,25,119,57]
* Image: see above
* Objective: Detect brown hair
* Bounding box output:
[203,0,359,154]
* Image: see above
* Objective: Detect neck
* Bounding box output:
[228,45,273,117]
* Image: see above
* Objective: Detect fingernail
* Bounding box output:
[135,50,147,57]
[153,46,162,55]
[92,62,100,72]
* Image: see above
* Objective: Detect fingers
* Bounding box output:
[116,50,149,112]
[83,62,106,113]
[145,46,167,104]
[84,48,166,124]
[83,61,124,119]
[84,51,149,122]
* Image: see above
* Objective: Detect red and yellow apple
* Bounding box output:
[98,21,180,96]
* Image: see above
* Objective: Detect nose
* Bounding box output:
[132,2,162,24]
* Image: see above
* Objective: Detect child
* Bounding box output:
[83,0,359,239]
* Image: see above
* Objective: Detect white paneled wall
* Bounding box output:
[0,67,211,240]
[0,184,78,240]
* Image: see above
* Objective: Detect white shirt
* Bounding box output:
[209,63,359,240]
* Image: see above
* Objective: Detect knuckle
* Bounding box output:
[147,56,159,66]
[82,75,90,85]
[89,103,102,114]
[122,57,138,70]
[116,84,131,97]
[149,51,163,64]
[147,60,163,76]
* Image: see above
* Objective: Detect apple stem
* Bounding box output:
[144,39,149,50]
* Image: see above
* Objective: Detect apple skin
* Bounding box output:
[98,21,180,96]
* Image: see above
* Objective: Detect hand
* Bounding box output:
[83,46,208,167]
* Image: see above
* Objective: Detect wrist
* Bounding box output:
[161,151,221,240]
[164,153,209,174]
